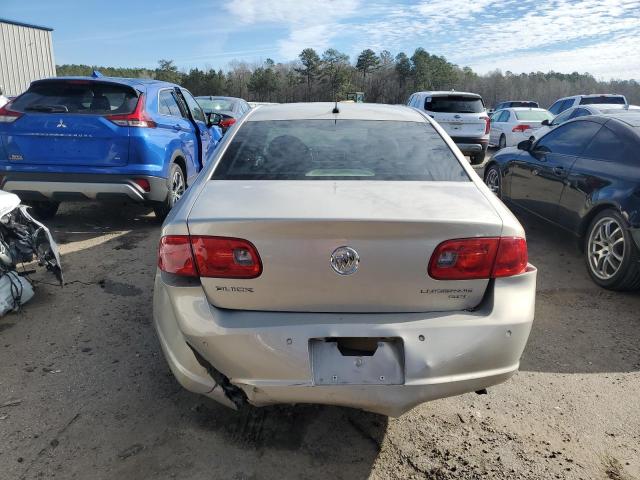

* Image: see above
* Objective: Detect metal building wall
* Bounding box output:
[0,21,56,96]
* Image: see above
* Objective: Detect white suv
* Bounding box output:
[408,91,490,165]
[548,94,628,115]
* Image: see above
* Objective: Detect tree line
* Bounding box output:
[56,48,640,108]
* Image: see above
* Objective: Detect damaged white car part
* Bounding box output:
[0,191,63,314]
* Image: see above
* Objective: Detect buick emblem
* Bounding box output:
[56,119,67,128]
[330,246,359,275]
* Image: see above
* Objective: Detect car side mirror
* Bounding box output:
[207,112,222,128]
[541,119,550,126]
[517,139,532,151]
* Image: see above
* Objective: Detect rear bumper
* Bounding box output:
[0,172,168,203]
[153,266,537,416]
[450,136,489,155]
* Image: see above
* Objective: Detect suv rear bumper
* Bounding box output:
[153,265,537,416]
[0,173,168,203]
[450,136,489,155]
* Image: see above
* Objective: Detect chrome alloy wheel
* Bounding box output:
[587,217,625,280]
[485,168,500,196]
[169,169,186,206]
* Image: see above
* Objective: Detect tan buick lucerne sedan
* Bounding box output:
[153,102,536,416]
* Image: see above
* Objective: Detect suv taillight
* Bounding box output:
[0,103,22,123]
[428,237,527,280]
[484,116,491,134]
[107,94,156,128]
[158,235,262,279]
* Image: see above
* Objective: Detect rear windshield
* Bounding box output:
[426,96,484,113]
[196,98,235,112]
[580,96,626,105]
[10,81,138,114]
[212,120,468,182]
[514,110,553,121]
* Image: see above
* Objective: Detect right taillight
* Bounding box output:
[428,237,527,280]
[158,235,262,279]
[484,116,491,134]
[0,103,22,123]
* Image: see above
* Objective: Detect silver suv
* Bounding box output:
[408,91,490,165]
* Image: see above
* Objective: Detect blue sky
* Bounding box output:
[2,0,639,79]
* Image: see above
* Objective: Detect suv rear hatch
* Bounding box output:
[426,95,488,137]
[1,79,139,167]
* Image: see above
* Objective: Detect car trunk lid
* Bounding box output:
[187,180,504,313]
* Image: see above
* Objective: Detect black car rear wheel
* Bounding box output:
[484,165,501,198]
[585,209,640,290]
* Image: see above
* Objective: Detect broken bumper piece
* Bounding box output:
[153,266,536,417]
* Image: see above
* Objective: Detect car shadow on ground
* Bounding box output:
[512,208,640,375]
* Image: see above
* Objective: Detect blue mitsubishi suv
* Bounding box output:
[0,75,223,219]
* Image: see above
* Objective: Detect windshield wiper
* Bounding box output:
[25,104,69,113]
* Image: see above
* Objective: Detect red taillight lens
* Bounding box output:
[220,117,236,128]
[133,178,151,192]
[0,103,22,123]
[512,124,532,132]
[158,236,197,277]
[428,237,527,280]
[492,237,528,278]
[158,235,262,279]
[191,236,262,278]
[107,94,156,128]
[484,117,491,134]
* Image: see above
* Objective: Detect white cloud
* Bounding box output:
[225,0,361,58]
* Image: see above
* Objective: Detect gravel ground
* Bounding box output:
[1,162,639,479]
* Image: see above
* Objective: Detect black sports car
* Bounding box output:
[484,112,640,290]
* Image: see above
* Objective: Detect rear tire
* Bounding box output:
[584,208,640,291]
[153,163,186,220]
[470,151,485,165]
[484,165,502,198]
[27,201,60,221]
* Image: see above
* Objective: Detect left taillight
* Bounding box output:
[158,236,197,277]
[158,235,262,279]
[107,93,156,128]
[428,237,527,280]
[0,103,22,123]
[220,117,236,128]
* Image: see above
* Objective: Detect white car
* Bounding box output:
[548,94,627,115]
[153,102,536,416]
[407,91,490,165]
[489,107,553,148]
[532,104,640,141]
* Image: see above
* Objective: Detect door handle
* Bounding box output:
[553,166,564,176]
[173,124,181,131]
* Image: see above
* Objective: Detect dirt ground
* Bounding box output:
[1,163,639,479]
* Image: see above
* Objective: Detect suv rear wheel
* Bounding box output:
[153,163,186,220]
[585,209,640,290]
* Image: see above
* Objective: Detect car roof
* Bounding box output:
[196,96,242,101]
[508,107,548,112]
[247,102,426,122]
[558,94,626,101]
[413,91,481,99]
[32,76,179,90]
[600,112,640,128]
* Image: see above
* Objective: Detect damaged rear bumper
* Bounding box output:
[152,266,536,417]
